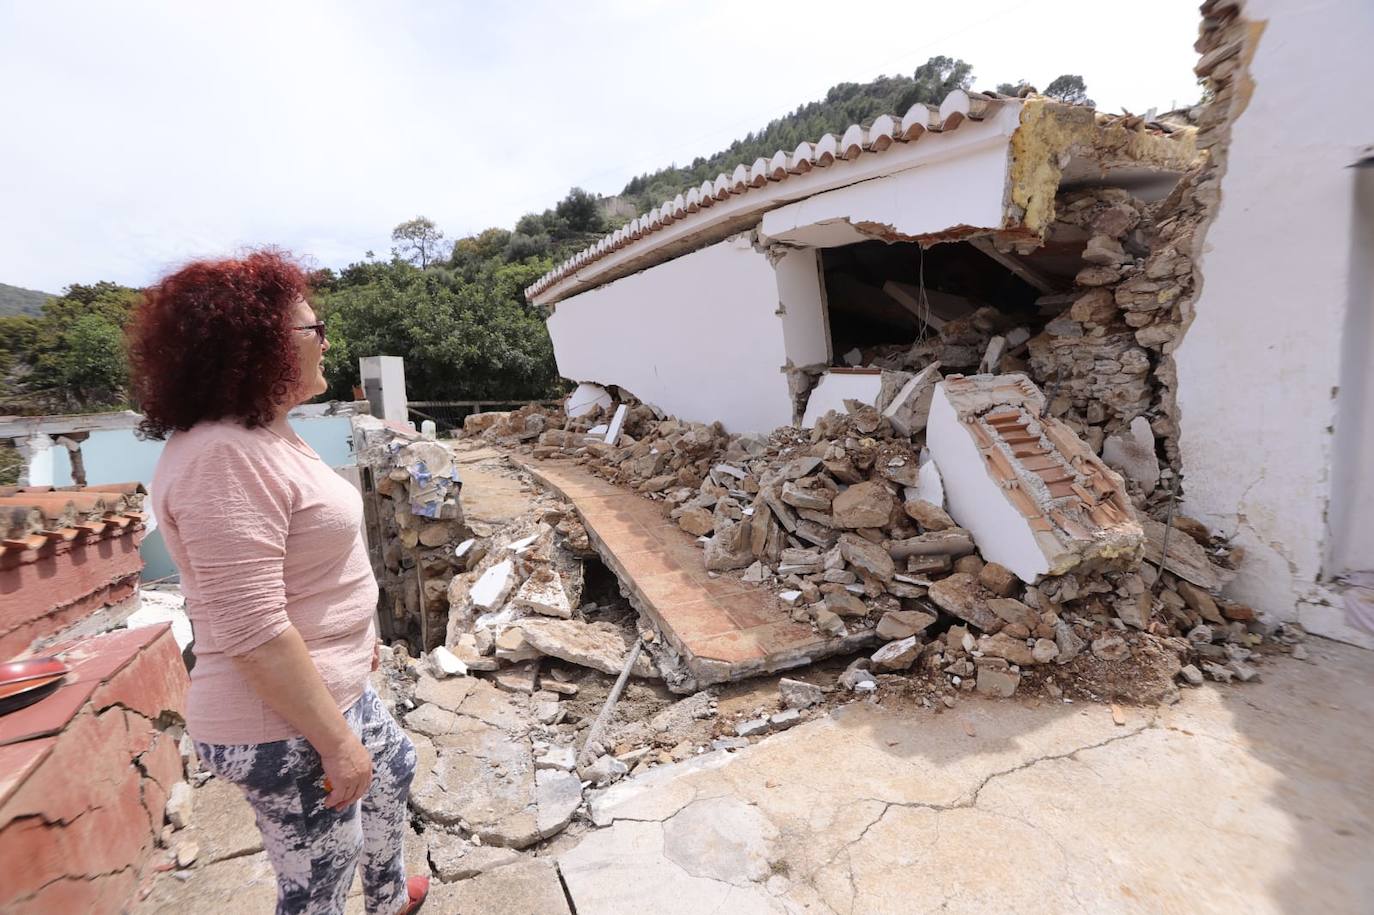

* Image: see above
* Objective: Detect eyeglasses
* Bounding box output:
[292,322,327,345]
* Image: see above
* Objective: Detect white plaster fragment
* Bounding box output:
[471,559,517,612]
[605,404,629,446]
[567,382,612,418]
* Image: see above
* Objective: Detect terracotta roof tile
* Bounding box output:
[0,484,146,558]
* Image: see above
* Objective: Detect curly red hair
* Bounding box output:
[128,250,310,439]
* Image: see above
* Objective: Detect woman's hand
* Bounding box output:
[371,639,381,672]
[320,733,373,811]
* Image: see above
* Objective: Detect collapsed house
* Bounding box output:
[522,31,1374,651]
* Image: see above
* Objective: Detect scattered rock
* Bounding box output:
[1031,638,1060,664]
[979,632,1036,667]
[977,562,1019,598]
[510,566,573,619]
[174,840,200,868]
[903,499,954,531]
[831,481,896,529]
[928,573,999,631]
[1179,664,1204,686]
[581,754,629,787]
[735,718,771,738]
[871,636,921,672]
[839,667,877,691]
[875,609,936,640]
[769,709,802,730]
[778,678,824,710]
[975,666,1021,697]
[1091,634,1130,662]
[165,781,194,831]
[429,646,469,678]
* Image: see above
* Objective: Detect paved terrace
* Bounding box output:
[511,456,872,688]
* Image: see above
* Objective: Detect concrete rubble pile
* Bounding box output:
[476,367,1287,705]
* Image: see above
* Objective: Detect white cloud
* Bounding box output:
[0,0,1203,292]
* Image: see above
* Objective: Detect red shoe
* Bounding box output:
[399,876,429,914]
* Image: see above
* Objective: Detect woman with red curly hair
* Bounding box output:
[131,251,428,915]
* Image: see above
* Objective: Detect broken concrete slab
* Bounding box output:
[509,566,573,619]
[425,857,572,915]
[562,795,787,915]
[513,618,657,678]
[411,714,579,849]
[928,373,1143,583]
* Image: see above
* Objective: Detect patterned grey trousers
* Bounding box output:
[196,686,418,915]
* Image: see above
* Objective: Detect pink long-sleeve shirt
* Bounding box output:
[152,420,378,745]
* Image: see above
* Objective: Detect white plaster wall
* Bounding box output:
[927,385,1049,582]
[547,236,808,433]
[1176,0,1374,646]
[1329,168,1374,576]
[800,372,883,427]
[772,247,831,367]
[759,142,1012,247]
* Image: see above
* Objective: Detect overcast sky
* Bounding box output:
[0,0,1204,293]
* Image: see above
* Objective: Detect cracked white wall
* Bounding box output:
[757,140,1011,248]
[1177,0,1374,647]
[546,236,827,433]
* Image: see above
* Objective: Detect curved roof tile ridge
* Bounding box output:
[524,90,1186,300]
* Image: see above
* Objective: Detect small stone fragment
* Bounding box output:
[875,609,936,641]
[769,709,802,731]
[1179,664,1204,686]
[839,667,877,691]
[977,562,1018,598]
[1091,634,1129,662]
[1031,638,1059,664]
[165,781,194,831]
[871,636,921,672]
[975,666,1021,697]
[736,717,771,738]
[779,678,824,710]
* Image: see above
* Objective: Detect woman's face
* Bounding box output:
[287,296,330,405]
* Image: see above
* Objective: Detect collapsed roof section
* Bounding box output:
[527,92,1196,307]
[928,373,1143,582]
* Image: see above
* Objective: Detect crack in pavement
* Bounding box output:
[798,724,1155,911]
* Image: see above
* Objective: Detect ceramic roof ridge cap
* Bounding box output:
[526,89,1025,300]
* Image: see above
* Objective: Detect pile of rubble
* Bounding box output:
[470,368,1289,705]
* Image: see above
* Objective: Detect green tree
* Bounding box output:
[1044,74,1094,107]
[391,216,446,268]
[895,56,975,113]
[996,80,1034,96]
[58,314,127,406]
[316,261,559,402]
[5,282,141,412]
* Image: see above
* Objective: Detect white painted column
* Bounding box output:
[359,355,410,423]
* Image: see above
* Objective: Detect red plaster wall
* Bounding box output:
[0,528,144,659]
[0,625,189,914]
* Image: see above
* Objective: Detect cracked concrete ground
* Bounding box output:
[560,638,1373,914]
